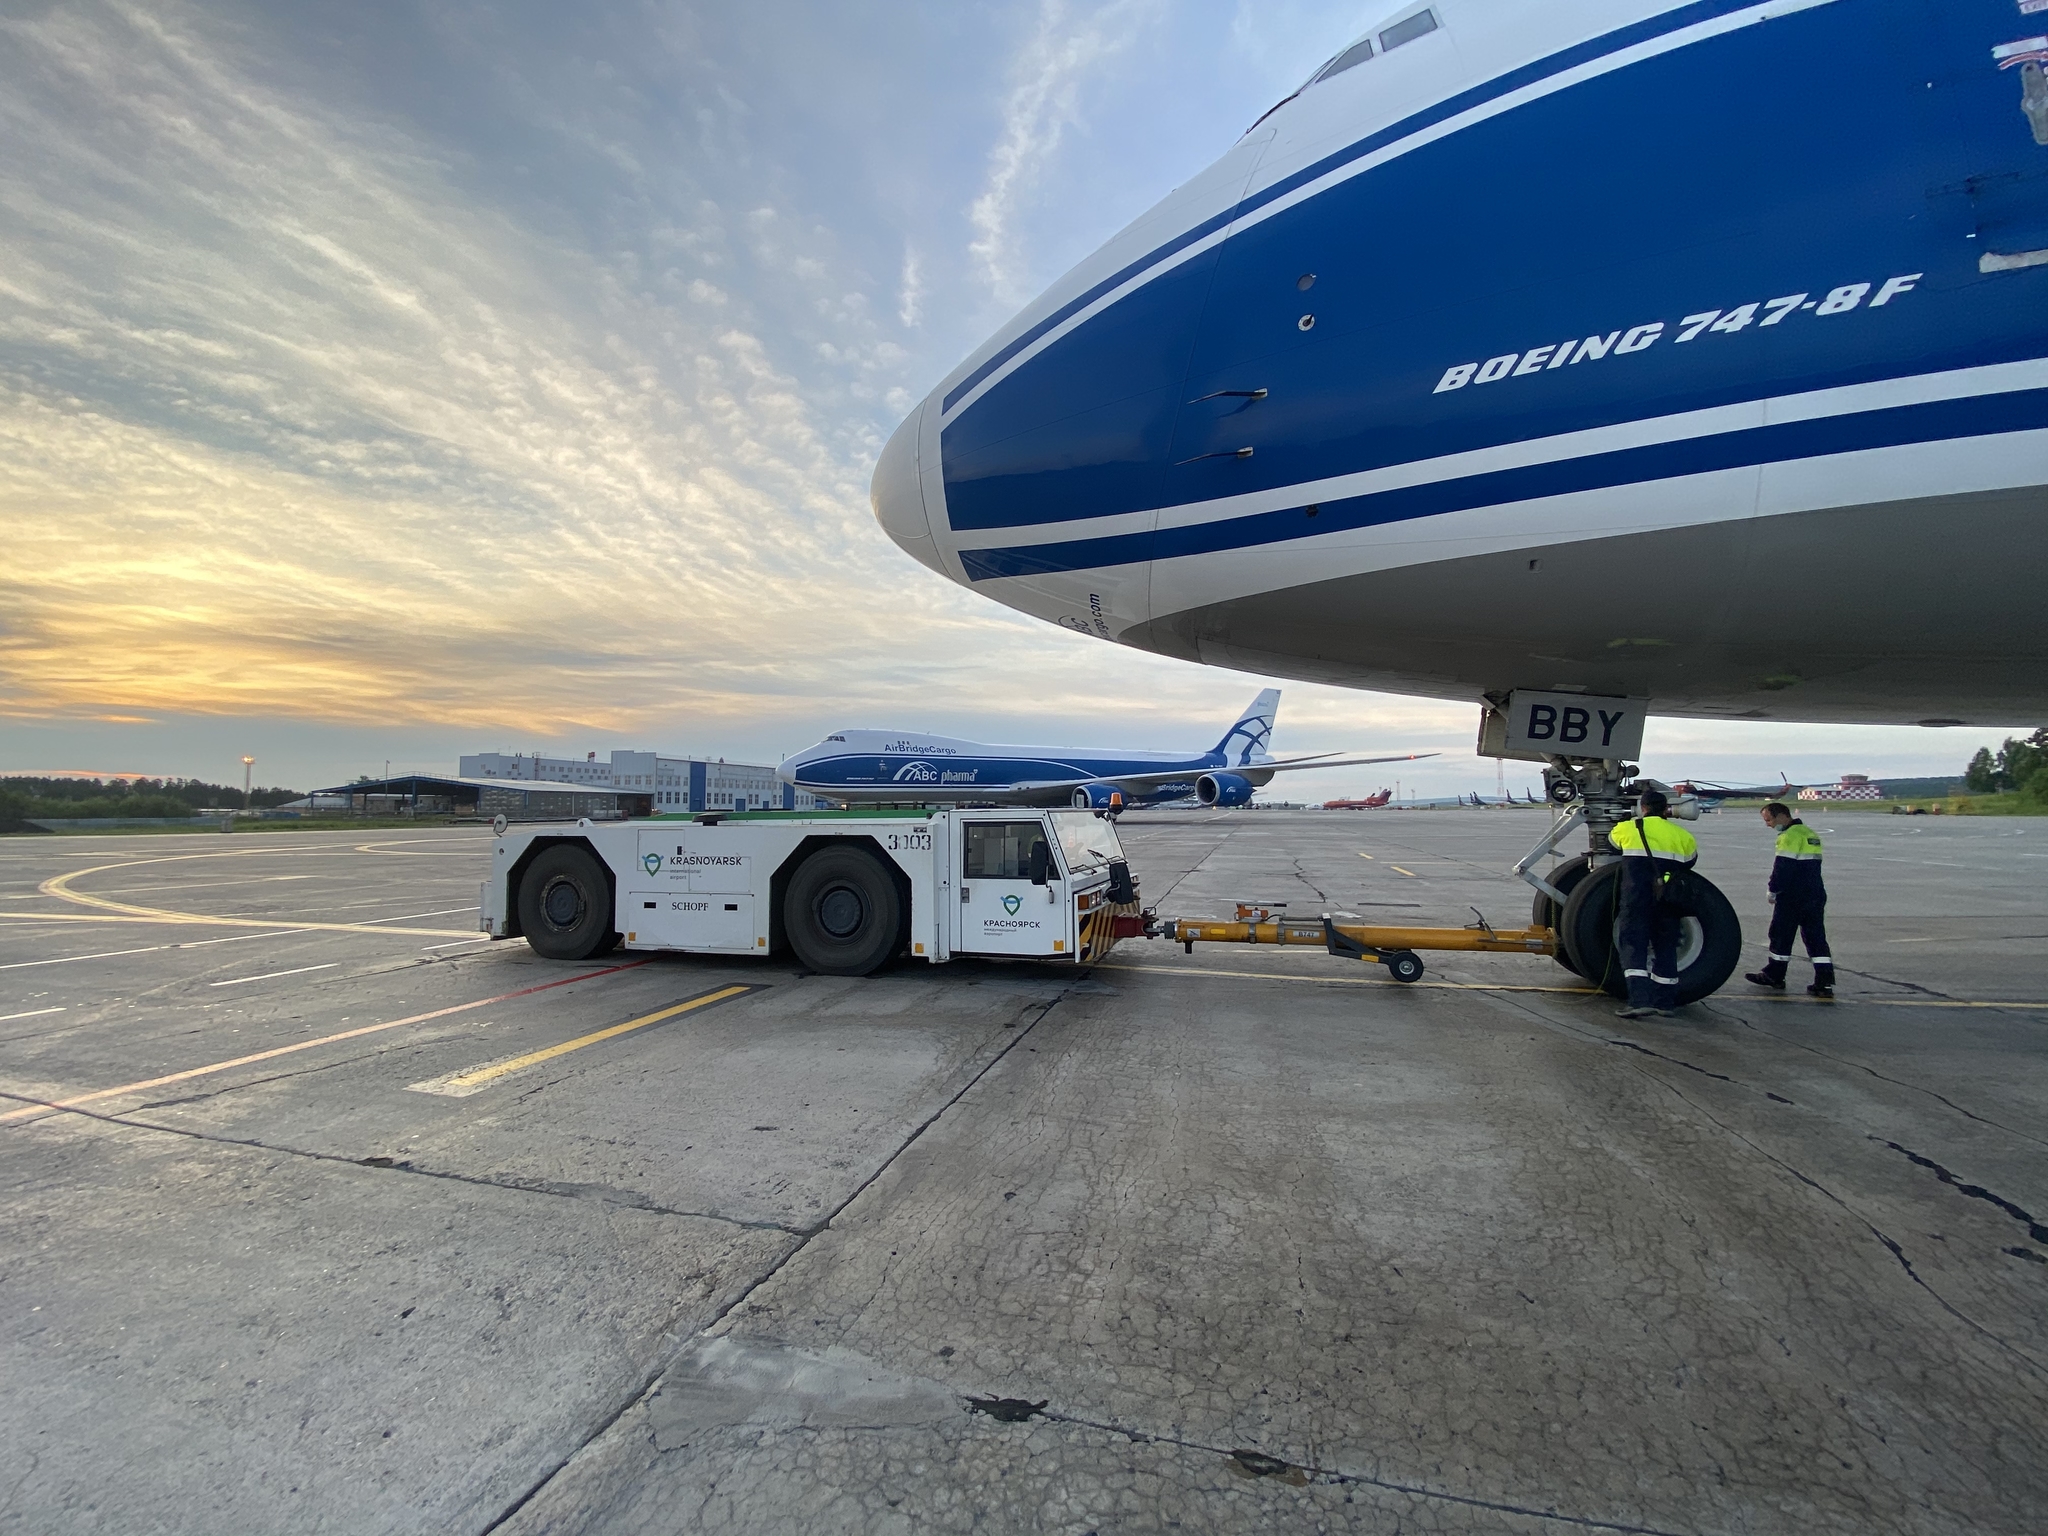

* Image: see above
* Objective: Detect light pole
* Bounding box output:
[241,755,255,812]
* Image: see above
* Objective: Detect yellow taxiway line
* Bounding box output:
[1096,962,2047,1008]
[25,846,481,938]
[0,959,651,1125]
[418,985,757,1096]
[0,910,480,937]
[1097,961,1598,995]
[1860,999,2048,1008]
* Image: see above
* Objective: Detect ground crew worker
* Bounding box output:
[1608,788,1699,1019]
[1746,801,1833,997]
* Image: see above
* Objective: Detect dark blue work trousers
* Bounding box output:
[1617,885,1681,1009]
[1764,899,1832,982]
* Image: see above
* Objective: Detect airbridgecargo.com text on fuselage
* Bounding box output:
[870,0,2048,728]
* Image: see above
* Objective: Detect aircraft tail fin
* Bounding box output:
[1214,688,1281,765]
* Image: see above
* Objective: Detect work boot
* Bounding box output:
[1614,1004,1656,1019]
[1744,971,1784,989]
[1807,980,1834,999]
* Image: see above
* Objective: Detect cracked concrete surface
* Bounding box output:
[2,814,2045,1532]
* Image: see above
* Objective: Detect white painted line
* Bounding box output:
[0,944,171,971]
[421,938,490,950]
[208,963,340,988]
[0,929,286,971]
[360,906,480,925]
[0,959,652,1125]
[0,1007,66,1022]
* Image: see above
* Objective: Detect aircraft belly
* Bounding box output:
[1122,487,2048,725]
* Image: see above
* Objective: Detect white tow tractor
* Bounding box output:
[479,808,1145,974]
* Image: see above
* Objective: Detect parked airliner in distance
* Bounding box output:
[1322,789,1394,809]
[777,689,1436,809]
[871,0,2048,729]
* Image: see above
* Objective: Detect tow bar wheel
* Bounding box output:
[1384,951,1426,984]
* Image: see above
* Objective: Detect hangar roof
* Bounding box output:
[309,774,618,798]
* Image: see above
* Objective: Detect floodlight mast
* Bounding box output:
[241,755,255,811]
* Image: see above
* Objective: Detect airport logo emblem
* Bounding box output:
[1002,894,1022,915]
[642,854,662,876]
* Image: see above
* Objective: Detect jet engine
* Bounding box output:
[1196,772,1255,808]
[1071,783,1123,810]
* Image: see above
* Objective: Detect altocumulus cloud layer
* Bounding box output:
[2,4,896,732]
[2,0,1429,756]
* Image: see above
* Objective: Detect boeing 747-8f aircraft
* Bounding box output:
[872,0,2047,731]
[777,689,1434,808]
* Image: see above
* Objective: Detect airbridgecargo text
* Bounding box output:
[1431,274,1922,396]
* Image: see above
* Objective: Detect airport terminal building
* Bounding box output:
[307,748,825,822]
[458,750,824,814]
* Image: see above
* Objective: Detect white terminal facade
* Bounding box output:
[458,751,825,813]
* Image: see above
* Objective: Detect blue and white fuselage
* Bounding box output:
[779,689,1432,807]
[874,0,2048,726]
[782,732,1223,809]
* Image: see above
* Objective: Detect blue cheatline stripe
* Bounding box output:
[938,0,1778,418]
[957,386,2048,582]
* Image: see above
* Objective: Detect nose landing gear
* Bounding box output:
[1517,756,1743,1003]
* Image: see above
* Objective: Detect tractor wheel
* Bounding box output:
[517,844,616,961]
[784,845,904,976]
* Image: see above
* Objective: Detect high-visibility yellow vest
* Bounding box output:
[1774,823,1823,862]
[1608,817,1698,862]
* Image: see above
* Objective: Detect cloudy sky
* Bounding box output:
[0,0,2012,795]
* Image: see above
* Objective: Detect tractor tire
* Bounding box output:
[518,844,617,961]
[1559,863,1743,1006]
[784,845,904,976]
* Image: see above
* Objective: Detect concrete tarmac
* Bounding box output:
[1,811,2044,1534]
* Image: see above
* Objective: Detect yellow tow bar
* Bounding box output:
[1163,905,1557,983]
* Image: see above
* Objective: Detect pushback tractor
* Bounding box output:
[479,808,1145,974]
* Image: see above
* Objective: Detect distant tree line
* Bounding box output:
[0,776,302,832]
[1964,729,2048,804]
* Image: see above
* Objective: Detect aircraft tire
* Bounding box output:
[1560,863,1743,1006]
[785,845,903,976]
[518,844,616,961]
[1530,853,1596,975]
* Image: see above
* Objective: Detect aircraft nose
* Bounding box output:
[871,400,947,575]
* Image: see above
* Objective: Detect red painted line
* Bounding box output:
[0,959,651,1124]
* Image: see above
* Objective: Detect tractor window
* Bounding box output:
[963,822,1052,880]
[1051,811,1124,873]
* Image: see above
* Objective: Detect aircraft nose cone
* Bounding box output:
[871,401,946,574]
